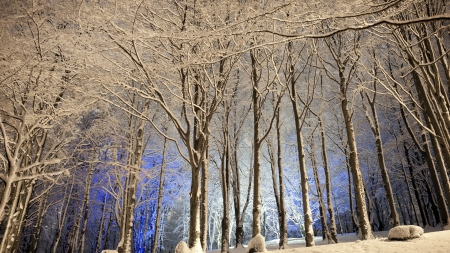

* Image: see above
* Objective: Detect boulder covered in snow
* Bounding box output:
[246,233,267,253]
[101,250,118,253]
[175,241,190,253]
[174,239,203,253]
[388,225,424,240]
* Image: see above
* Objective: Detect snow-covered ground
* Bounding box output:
[209,227,450,253]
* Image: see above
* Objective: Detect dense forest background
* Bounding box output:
[1,0,449,252]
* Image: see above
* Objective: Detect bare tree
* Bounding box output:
[0,2,87,250]
[265,103,288,249]
[319,115,339,243]
[285,41,316,246]
[322,32,373,239]
[359,65,400,228]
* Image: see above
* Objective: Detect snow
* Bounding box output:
[174,239,203,253]
[387,225,424,240]
[101,250,118,253]
[246,234,267,253]
[175,241,190,253]
[209,227,450,253]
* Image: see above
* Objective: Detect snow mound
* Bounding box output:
[388,225,424,240]
[246,233,267,253]
[175,241,190,253]
[101,250,118,253]
[174,239,203,253]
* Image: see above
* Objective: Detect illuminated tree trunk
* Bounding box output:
[79,160,95,253]
[310,136,330,241]
[341,86,373,239]
[361,84,400,228]
[117,100,149,253]
[287,40,315,246]
[320,117,338,243]
[266,106,288,249]
[201,147,209,252]
[275,109,288,249]
[220,126,231,253]
[152,136,167,253]
[29,184,51,252]
[0,180,34,253]
[324,33,373,240]
[52,176,75,253]
[251,48,262,237]
[95,194,108,253]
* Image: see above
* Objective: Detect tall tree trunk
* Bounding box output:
[324,33,372,239]
[345,152,358,232]
[29,183,51,252]
[251,48,262,237]
[152,137,168,253]
[11,180,34,252]
[361,86,400,228]
[95,193,108,253]
[419,168,440,226]
[52,176,75,253]
[310,136,330,241]
[118,101,148,253]
[276,109,288,249]
[412,72,450,228]
[220,126,231,253]
[320,118,338,243]
[399,104,430,227]
[288,41,315,247]
[232,140,252,247]
[297,132,314,246]
[332,191,345,234]
[0,180,24,253]
[421,130,449,227]
[0,142,39,252]
[405,145,428,227]
[201,147,209,252]
[188,71,206,252]
[79,160,95,253]
[188,165,202,249]
[231,139,244,247]
[400,151,420,226]
[341,89,372,239]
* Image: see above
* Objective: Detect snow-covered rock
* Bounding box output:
[175,241,190,253]
[388,225,424,240]
[101,250,118,253]
[246,233,267,253]
[174,239,203,253]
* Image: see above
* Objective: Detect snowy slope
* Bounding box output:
[209,228,450,253]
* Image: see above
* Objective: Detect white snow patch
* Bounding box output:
[101,250,118,253]
[388,225,424,240]
[246,234,267,253]
[175,239,203,253]
[175,241,190,253]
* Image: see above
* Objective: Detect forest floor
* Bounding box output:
[209,227,449,253]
